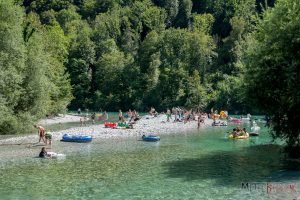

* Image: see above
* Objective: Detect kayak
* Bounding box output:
[61,134,92,143]
[142,135,160,142]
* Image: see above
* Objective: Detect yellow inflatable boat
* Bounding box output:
[229,132,249,139]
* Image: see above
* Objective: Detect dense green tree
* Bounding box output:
[244,0,300,157]
[0,0,72,134]
[174,0,192,28]
[138,28,215,109]
[192,13,214,34]
[26,0,73,13]
[0,0,26,134]
[66,21,95,109]
[93,39,133,110]
[42,25,73,114]
[0,0,285,135]
[56,5,81,33]
[80,0,119,19]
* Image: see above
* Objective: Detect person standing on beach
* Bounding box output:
[91,112,96,124]
[103,111,108,121]
[118,110,123,121]
[166,109,171,122]
[197,114,202,129]
[80,116,87,126]
[34,125,46,144]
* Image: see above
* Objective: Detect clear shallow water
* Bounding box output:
[0,122,300,200]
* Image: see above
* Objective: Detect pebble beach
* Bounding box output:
[0,114,214,145]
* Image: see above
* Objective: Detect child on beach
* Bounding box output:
[45,132,52,145]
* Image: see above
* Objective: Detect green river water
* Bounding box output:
[0,121,300,200]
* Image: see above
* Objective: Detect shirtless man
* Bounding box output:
[34,125,46,144]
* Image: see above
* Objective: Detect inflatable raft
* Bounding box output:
[230,118,241,124]
[105,122,117,128]
[229,133,249,139]
[142,135,160,142]
[61,134,92,143]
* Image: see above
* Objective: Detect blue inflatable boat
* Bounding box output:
[61,134,93,143]
[142,135,160,142]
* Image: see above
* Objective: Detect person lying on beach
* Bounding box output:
[34,125,46,144]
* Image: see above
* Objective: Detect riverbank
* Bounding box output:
[38,114,82,125]
[0,114,214,145]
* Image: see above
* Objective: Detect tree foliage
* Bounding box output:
[0,0,284,134]
[244,0,300,157]
[0,0,72,134]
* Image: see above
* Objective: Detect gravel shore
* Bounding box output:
[0,114,214,145]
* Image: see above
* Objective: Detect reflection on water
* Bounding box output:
[0,122,300,200]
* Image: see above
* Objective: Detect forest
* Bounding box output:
[0,0,299,156]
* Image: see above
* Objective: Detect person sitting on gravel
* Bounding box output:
[39,147,48,158]
[129,110,139,123]
[149,107,158,117]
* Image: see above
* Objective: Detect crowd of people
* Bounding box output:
[148,106,208,129]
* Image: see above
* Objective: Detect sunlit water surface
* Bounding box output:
[0,121,300,200]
